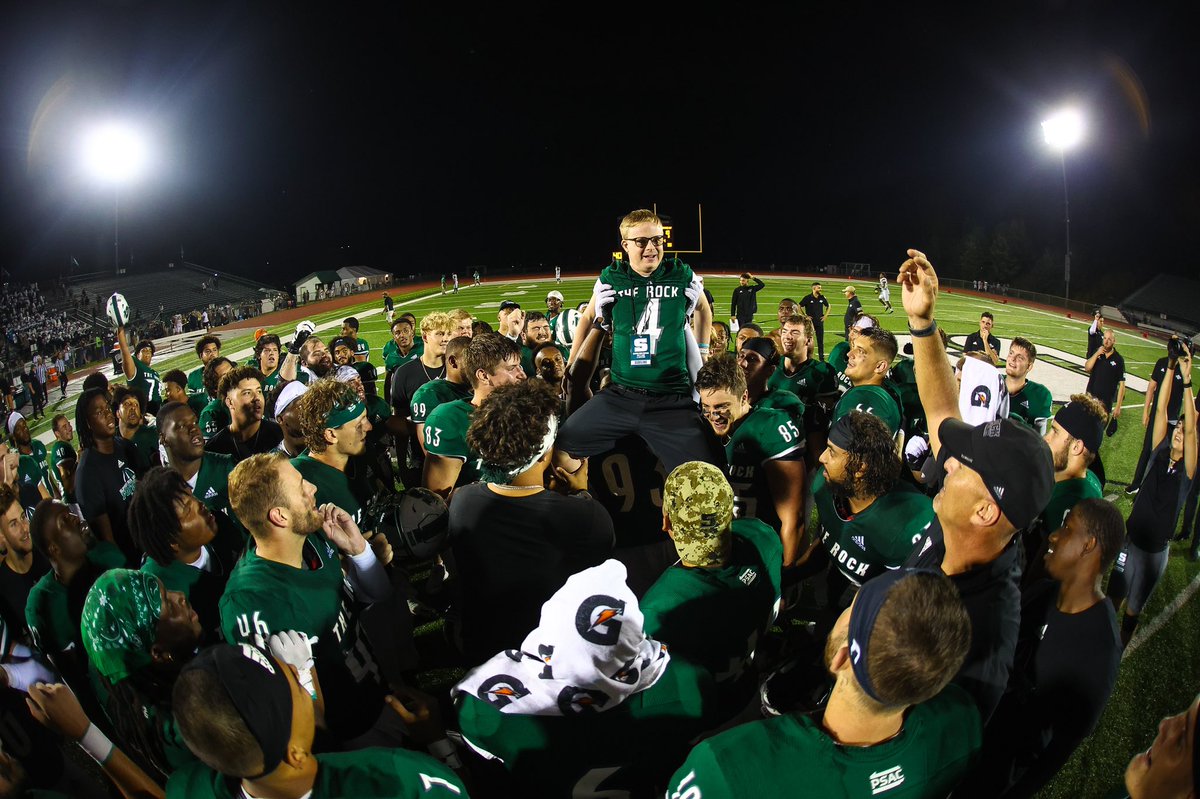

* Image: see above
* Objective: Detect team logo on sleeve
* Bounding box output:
[870,765,905,794]
[970,385,991,407]
[556,685,610,715]
[477,675,530,708]
[575,595,625,645]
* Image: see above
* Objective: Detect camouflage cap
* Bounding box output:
[663,462,733,567]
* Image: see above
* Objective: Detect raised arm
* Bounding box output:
[116,327,136,381]
[1181,353,1197,480]
[1151,360,1175,451]
[899,249,959,456]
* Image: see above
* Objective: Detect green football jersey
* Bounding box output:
[641,519,782,697]
[767,358,838,406]
[186,366,206,396]
[599,258,700,394]
[127,424,160,471]
[165,747,467,799]
[812,469,933,586]
[186,392,210,419]
[129,357,163,407]
[352,337,369,360]
[827,340,851,391]
[383,340,421,371]
[410,379,472,426]
[260,364,285,392]
[666,684,982,799]
[199,397,231,440]
[47,439,77,500]
[833,384,903,435]
[26,542,125,658]
[1008,379,1053,435]
[888,358,927,437]
[1040,472,1103,533]
[724,403,805,532]
[292,454,374,526]
[588,435,668,549]
[18,439,53,498]
[219,533,383,740]
[423,399,483,486]
[193,452,235,515]
[457,657,718,797]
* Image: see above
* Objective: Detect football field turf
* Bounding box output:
[48,271,1197,797]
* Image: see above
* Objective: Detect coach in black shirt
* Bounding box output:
[963,311,1001,365]
[841,285,863,340]
[729,273,764,328]
[1084,327,1126,416]
[799,283,830,360]
[899,248,1054,723]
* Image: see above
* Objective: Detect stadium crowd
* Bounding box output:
[0,211,1196,799]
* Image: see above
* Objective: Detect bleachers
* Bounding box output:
[64,263,277,321]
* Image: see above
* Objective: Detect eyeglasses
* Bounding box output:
[624,235,667,249]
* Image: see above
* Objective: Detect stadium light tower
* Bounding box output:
[82,122,148,276]
[1041,109,1084,301]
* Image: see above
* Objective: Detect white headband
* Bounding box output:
[274,381,308,417]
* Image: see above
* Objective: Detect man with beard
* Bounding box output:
[111,385,160,471]
[798,412,935,610]
[299,337,335,383]
[221,452,393,745]
[156,401,236,519]
[1005,337,1053,436]
[330,337,356,368]
[8,412,55,502]
[1084,328,1125,421]
[186,335,222,399]
[205,367,284,463]
[290,380,376,524]
[391,311,454,489]
[199,357,235,440]
[667,569,978,799]
[769,314,839,468]
[696,355,806,567]
[520,312,566,377]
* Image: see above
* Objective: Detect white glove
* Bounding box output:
[904,435,930,465]
[295,320,316,337]
[684,283,701,316]
[2,657,56,693]
[591,283,616,319]
[267,630,318,699]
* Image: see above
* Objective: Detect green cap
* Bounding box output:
[663,462,733,567]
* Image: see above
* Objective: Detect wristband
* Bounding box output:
[908,319,938,338]
[697,343,709,350]
[79,723,115,765]
[297,667,318,701]
[1185,382,1193,388]
[428,738,463,769]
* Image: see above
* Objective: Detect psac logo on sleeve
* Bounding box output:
[870,765,905,794]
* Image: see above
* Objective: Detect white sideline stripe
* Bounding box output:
[1123,569,1200,658]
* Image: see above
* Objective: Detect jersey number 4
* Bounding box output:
[634,298,664,355]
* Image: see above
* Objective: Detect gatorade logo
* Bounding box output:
[970,385,991,407]
[870,766,905,794]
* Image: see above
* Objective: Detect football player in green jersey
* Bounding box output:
[642,462,782,714]
[156,402,236,517]
[47,414,77,503]
[424,333,524,499]
[827,312,879,393]
[411,335,473,450]
[112,385,160,470]
[695,356,806,566]
[449,308,474,339]
[171,642,466,799]
[161,368,191,408]
[199,357,235,440]
[557,209,719,475]
[116,326,164,413]
[223,452,393,743]
[254,333,297,392]
[382,317,420,405]
[290,380,375,523]
[802,412,935,603]
[667,569,978,799]
[340,317,369,363]
[8,411,55,500]
[771,314,839,469]
[833,324,904,436]
[1005,336,1053,435]
[186,335,222,398]
[520,312,567,377]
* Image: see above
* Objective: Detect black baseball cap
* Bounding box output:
[499,301,522,312]
[329,337,353,352]
[937,417,1054,530]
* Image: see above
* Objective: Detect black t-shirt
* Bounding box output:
[905,518,1021,725]
[1085,350,1125,410]
[75,439,142,566]
[798,293,829,321]
[0,553,49,636]
[205,420,286,464]
[960,579,1120,796]
[842,296,863,326]
[448,484,615,662]
[1128,441,1194,553]
[963,331,997,356]
[730,278,763,321]
[1147,357,1186,423]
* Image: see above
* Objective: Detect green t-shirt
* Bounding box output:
[812,469,933,587]
[666,684,982,799]
[383,340,421,371]
[165,747,467,799]
[827,340,851,391]
[457,657,718,797]
[18,439,52,500]
[1040,472,1104,533]
[26,542,125,658]
[129,357,163,407]
[600,258,700,394]
[767,358,838,406]
[48,439,77,500]
[723,403,805,532]
[192,452,236,514]
[410,379,472,426]
[423,398,483,486]
[186,366,206,396]
[220,533,383,740]
[833,384,903,435]
[641,519,782,701]
[199,397,231,440]
[1008,379,1054,435]
[291,454,374,526]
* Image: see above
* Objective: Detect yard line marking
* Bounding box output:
[1124,569,1200,658]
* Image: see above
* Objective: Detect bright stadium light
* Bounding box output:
[1041,109,1085,301]
[82,121,150,275]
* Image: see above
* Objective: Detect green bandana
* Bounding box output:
[81,569,163,683]
[325,398,365,430]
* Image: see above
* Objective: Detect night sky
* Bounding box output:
[2,2,1197,300]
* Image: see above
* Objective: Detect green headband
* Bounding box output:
[325,398,365,430]
[81,569,163,683]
